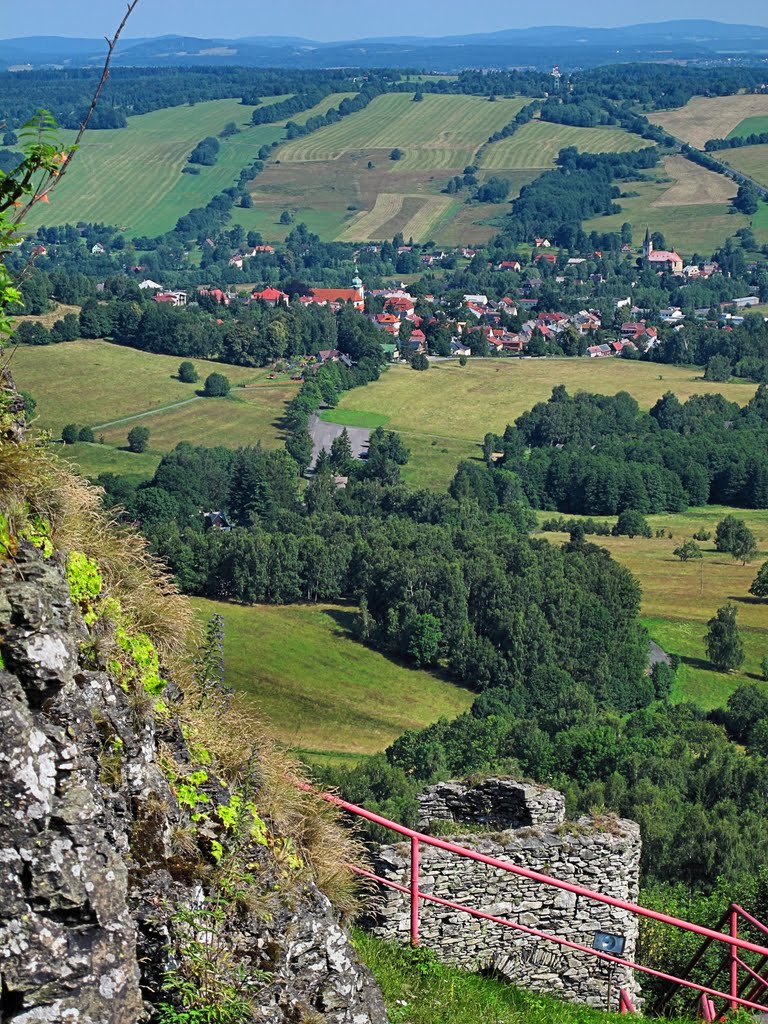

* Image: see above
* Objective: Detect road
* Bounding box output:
[308,413,370,472]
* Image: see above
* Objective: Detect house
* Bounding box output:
[613,297,631,310]
[463,294,488,307]
[498,297,517,315]
[153,290,187,307]
[535,253,557,265]
[202,511,231,531]
[497,260,522,272]
[229,256,244,269]
[308,275,365,311]
[573,310,602,334]
[621,321,647,339]
[372,313,401,334]
[139,279,163,291]
[381,342,401,362]
[534,238,551,248]
[587,343,613,358]
[643,227,683,274]
[31,245,47,257]
[198,288,232,307]
[251,286,289,307]
[385,296,416,317]
[91,242,106,255]
[451,340,472,357]
[317,349,353,368]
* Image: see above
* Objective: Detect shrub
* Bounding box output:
[61,423,79,444]
[127,426,150,453]
[203,373,231,397]
[178,361,199,384]
[78,426,94,443]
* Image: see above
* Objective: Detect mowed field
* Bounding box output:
[651,94,768,148]
[244,93,531,245]
[721,143,768,191]
[481,120,652,170]
[324,359,759,491]
[191,599,473,762]
[584,156,754,254]
[10,339,296,479]
[539,507,768,711]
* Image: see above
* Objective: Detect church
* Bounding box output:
[643,227,683,274]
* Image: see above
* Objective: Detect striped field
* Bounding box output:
[337,193,456,242]
[277,93,529,170]
[22,94,356,238]
[651,94,768,148]
[481,120,653,170]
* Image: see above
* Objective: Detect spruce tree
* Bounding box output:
[705,604,745,672]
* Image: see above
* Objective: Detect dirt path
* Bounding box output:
[92,396,201,430]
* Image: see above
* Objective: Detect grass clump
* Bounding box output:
[354,933,632,1024]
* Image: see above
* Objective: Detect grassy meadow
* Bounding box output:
[538,507,768,710]
[191,598,473,763]
[481,121,651,170]
[721,143,768,191]
[10,339,296,479]
[324,359,759,491]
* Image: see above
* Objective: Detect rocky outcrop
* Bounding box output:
[0,544,386,1023]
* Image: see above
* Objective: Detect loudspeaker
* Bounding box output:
[592,931,626,956]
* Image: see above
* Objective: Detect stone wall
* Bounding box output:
[371,778,642,1012]
[417,778,566,830]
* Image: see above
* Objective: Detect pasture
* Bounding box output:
[481,120,652,171]
[191,598,473,762]
[721,143,768,191]
[325,359,759,490]
[10,339,295,479]
[583,157,754,254]
[538,506,768,711]
[651,94,768,147]
[728,115,768,139]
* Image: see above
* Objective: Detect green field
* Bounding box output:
[21,94,360,238]
[10,339,296,477]
[481,120,652,170]
[278,93,528,170]
[727,115,768,139]
[191,598,473,762]
[326,359,759,490]
[721,143,768,190]
[539,506,768,711]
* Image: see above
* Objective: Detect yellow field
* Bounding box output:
[277,93,528,171]
[481,120,652,170]
[720,143,768,190]
[651,94,768,148]
[652,155,737,207]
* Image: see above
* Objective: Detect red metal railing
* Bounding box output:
[312,787,768,1018]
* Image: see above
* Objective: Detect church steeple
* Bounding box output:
[643,226,652,260]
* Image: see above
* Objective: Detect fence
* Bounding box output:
[313,787,768,1017]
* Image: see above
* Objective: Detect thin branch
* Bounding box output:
[13,0,141,222]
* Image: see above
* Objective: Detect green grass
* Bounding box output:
[10,339,270,435]
[537,506,768,710]
[727,115,768,138]
[355,933,632,1024]
[278,93,528,170]
[481,120,651,170]
[58,441,160,486]
[325,360,759,491]
[721,143,768,191]
[191,598,474,759]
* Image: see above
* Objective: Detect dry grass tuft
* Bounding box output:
[185,689,371,917]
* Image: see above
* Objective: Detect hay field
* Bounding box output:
[327,359,759,490]
[337,192,456,242]
[277,93,527,170]
[481,120,652,170]
[651,94,768,147]
[651,155,737,206]
[728,115,768,138]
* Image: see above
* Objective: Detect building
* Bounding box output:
[251,286,289,307]
[643,227,683,275]
[308,275,365,311]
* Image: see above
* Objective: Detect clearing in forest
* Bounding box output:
[191,598,473,762]
[481,120,652,170]
[651,94,768,147]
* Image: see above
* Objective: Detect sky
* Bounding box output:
[3,0,768,40]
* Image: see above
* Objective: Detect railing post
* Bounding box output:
[410,836,420,946]
[730,906,739,1012]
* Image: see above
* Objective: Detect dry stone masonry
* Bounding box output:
[372,777,642,1012]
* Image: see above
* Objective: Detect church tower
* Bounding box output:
[643,226,652,261]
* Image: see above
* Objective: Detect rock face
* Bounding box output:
[0,545,386,1023]
[372,777,642,1012]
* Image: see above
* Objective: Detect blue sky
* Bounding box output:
[5,0,768,39]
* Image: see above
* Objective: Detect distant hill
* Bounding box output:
[3,20,768,71]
